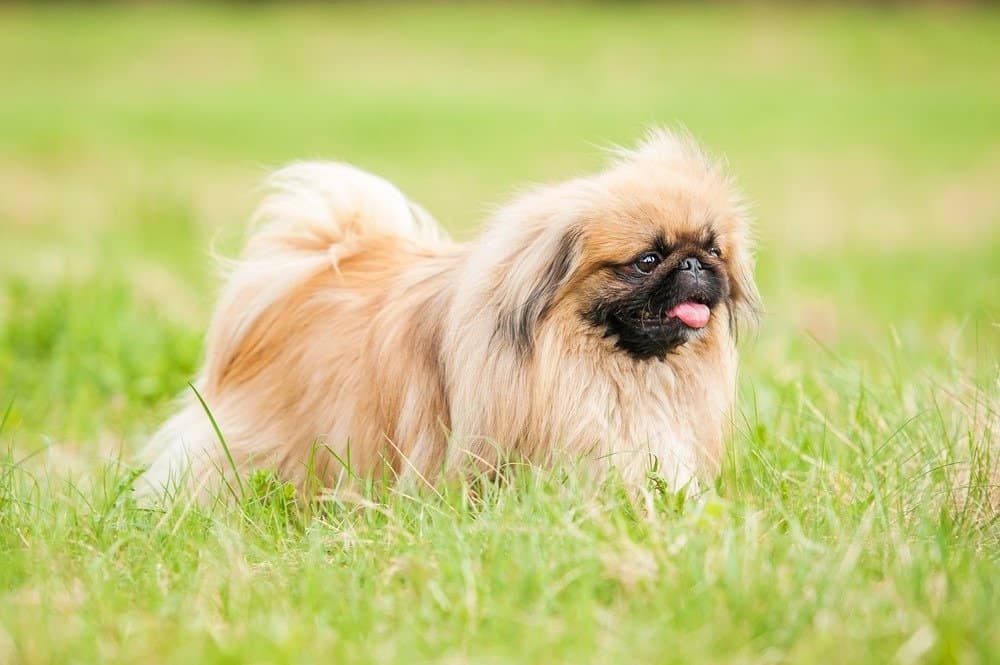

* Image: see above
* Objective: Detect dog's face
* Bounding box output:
[579,223,734,359]
[490,131,759,361]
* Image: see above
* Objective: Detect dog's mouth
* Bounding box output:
[610,292,721,359]
[635,297,714,330]
[586,271,726,360]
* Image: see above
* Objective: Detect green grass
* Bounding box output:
[1,3,998,663]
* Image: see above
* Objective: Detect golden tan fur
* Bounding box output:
[139,130,760,498]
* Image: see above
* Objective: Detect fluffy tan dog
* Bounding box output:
[140,130,760,498]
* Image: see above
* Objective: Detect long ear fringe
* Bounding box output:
[729,287,764,342]
[494,227,583,354]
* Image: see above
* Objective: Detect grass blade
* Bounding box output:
[188,382,245,499]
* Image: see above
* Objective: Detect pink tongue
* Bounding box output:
[667,301,711,328]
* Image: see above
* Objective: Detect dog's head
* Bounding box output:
[485,129,760,360]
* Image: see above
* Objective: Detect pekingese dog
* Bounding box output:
[140,130,760,498]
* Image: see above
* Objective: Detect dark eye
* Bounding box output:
[634,252,662,274]
[708,246,722,258]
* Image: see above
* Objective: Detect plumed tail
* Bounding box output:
[204,162,446,385]
[137,162,446,498]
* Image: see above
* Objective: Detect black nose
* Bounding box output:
[679,257,703,273]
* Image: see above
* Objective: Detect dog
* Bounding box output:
[140,129,760,499]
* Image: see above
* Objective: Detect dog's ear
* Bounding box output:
[726,228,762,337]
[493,225,582,354]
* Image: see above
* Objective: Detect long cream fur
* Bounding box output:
[139,130,759,498]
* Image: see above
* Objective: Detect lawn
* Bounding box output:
[0,3,998,663]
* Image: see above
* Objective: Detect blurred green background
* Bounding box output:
[3,3,997,446]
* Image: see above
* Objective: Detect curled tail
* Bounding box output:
[204,162,446,386]
[139,162,445,497]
